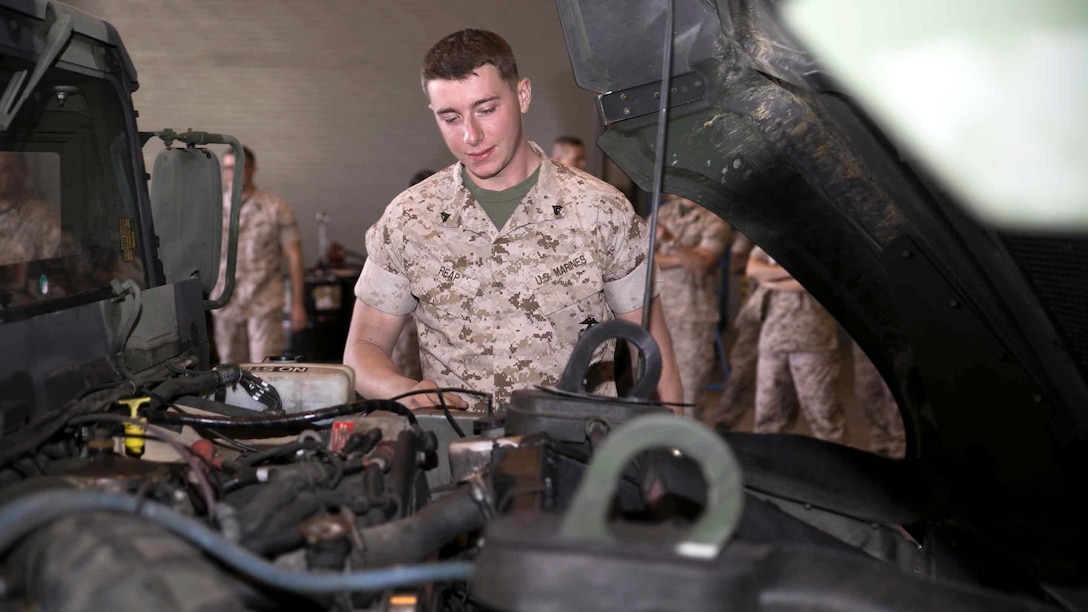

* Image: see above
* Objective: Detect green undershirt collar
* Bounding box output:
[463,165,541,230]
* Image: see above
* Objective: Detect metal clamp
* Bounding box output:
[559,415,744,559]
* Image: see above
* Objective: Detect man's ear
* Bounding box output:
[517,77,532,114]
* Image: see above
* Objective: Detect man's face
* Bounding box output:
[551,143,586,171]
[427,64,531,189]
[221,153,255,193]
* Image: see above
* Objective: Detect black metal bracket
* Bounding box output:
[598,72,706,125]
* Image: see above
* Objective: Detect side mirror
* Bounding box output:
[148,130,244,309]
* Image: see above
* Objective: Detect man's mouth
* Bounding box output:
[467,146,495,162]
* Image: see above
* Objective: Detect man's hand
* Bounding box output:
[397,379,470,410]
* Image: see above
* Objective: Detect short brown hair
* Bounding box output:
[225,145,256,168]
[421,29,519,91]
[552,135,584,148]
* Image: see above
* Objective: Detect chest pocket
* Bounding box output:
[409,256,482,321]
[532,257,608,349]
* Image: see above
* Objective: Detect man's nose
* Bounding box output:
[463,118,482,146]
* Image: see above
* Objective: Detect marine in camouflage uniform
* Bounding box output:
[356,144,660,410]
[749,247,847,443]
[654,195,731,413]
[702,234,763,429]
[703,284,770,429]
[852,341,906,458]
[211,187,303,363]
[347,29,681,412]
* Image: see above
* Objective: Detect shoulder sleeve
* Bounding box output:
[355,202,416,316]
[581,186,662,313]
[272,195,301,245]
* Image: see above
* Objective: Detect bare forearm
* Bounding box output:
[761,278,805,292]
[345,339,418,400]
[746,258,792,283]
[616,300,683,411]
[343,300,415,399]
[285,241,306,307]
[654,251,684,270]
[647,301,684,410]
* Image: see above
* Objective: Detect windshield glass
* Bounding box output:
[0,62,145,316]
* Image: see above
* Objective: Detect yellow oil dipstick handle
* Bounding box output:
[117,397,150,458]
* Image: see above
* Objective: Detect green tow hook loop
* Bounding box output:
[558,414,744,559]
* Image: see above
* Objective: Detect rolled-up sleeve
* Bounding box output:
[354,213,417,316]
[593,192,661,314]
[355,259,416,316]
[273,195,301,245]
[604,259,661,314]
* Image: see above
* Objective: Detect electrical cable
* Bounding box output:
[431,390,463,438]
[443,402,466,438]
[150,388,489,438]
[164,357,209,376]
[238,440,309,467]
[0,382,137,467]
[311,446,344,489]
[201,427,261,453]
[65,414,217,516]
[387,387,495,438]
[0,489,475,594]
[389,387,493,415]
[532,385,693,411]
[148,399,410,429]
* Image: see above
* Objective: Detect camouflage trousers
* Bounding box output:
[666,318,719,414]
[392,317,423,381]
[754,349,847,443]
[852,342,906,458]
[212,311,285,364]
[702,292,761,429]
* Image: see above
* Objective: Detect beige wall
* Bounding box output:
[69,0,604,266]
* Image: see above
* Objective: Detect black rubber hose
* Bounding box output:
[148,366,243,410]
[342,428,383,456]
[362,465,389,526]
[221,472,261,495]
[247,493,321,545]
[245,529,304,558]
[237,471,313,539]
[0,490,474,594]
[148,399,415,429]
[384,431,420,521]
[359,485,487,568]
[238,440,309,467]
[176,395,265,419]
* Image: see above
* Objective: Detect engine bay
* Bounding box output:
[0,345,1070,612]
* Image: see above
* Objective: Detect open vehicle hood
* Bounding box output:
[556,0,1088,581]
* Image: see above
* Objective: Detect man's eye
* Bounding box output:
[479,106,495,115]
[442,116,460,125]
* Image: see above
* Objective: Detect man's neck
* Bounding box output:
[241,184,256,201]
[471,141,539,191]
